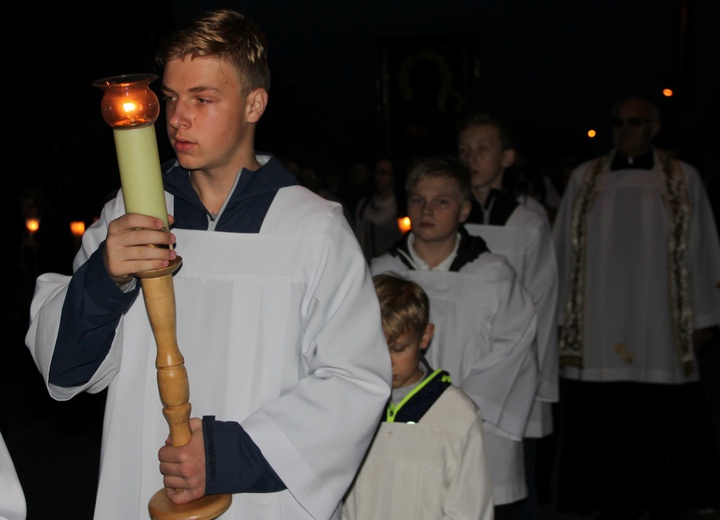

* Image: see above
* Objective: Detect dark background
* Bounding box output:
[7,0,720,226]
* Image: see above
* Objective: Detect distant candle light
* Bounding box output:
[663,88,673,97]
[588,129,596,138]
[26,218,40,234]
[397,216,411,233]
[70,221,86,237]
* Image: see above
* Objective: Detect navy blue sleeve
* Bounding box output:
[202,416,286,495]
[49,243,140,387]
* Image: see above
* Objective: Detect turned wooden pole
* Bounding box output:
[136,259,232,520]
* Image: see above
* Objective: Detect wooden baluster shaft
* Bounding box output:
[137,262,231,520]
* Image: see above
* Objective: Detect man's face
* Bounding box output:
[161,56,258,173]
[373,159,395,192]
[407,174,470,245]
[611,98,660,157]
[457,124,514,193]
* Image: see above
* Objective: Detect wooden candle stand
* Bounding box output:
[136,258,232,520]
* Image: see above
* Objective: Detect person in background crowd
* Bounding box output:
[342,273,493,520]
[371,155,538,519]
[553,95,720,519]
[354,157,405,262]
[457,112,558,520]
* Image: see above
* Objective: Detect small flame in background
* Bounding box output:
[26,218,40,234]
[397,216,411,233]
[70,221,86,237]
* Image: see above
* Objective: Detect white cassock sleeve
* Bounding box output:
[0,433,26,520]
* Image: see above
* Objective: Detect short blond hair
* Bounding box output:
[373,273,430,346]
[405,155,472,202]
[156,9,271,95]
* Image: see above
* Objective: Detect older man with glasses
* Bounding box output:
[552,95,720,520]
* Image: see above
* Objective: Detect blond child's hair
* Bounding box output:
[373,273,430,346]
[404,155,472,202]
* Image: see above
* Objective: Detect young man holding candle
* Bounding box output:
[25,9,391,520]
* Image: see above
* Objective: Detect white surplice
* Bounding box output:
[371,250,537,504]
[342,386,493,520]
[465,201,558,437]
[26,186,392,520]
[554,151,720,383]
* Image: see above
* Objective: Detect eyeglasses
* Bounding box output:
[611,117,653,127]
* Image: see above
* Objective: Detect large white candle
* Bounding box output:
[113,125,168,229]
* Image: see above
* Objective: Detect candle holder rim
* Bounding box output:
[92,73,159,89]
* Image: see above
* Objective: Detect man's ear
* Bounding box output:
[420,323,435,351]
[246,88,268,123]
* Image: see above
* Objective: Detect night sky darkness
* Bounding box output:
[8,0,720,225]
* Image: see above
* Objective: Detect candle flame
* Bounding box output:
[70,221,86,237]
[397,216,411,233]
[26,218,40,233]
[123,101,138,113]
[93,74,160,129]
